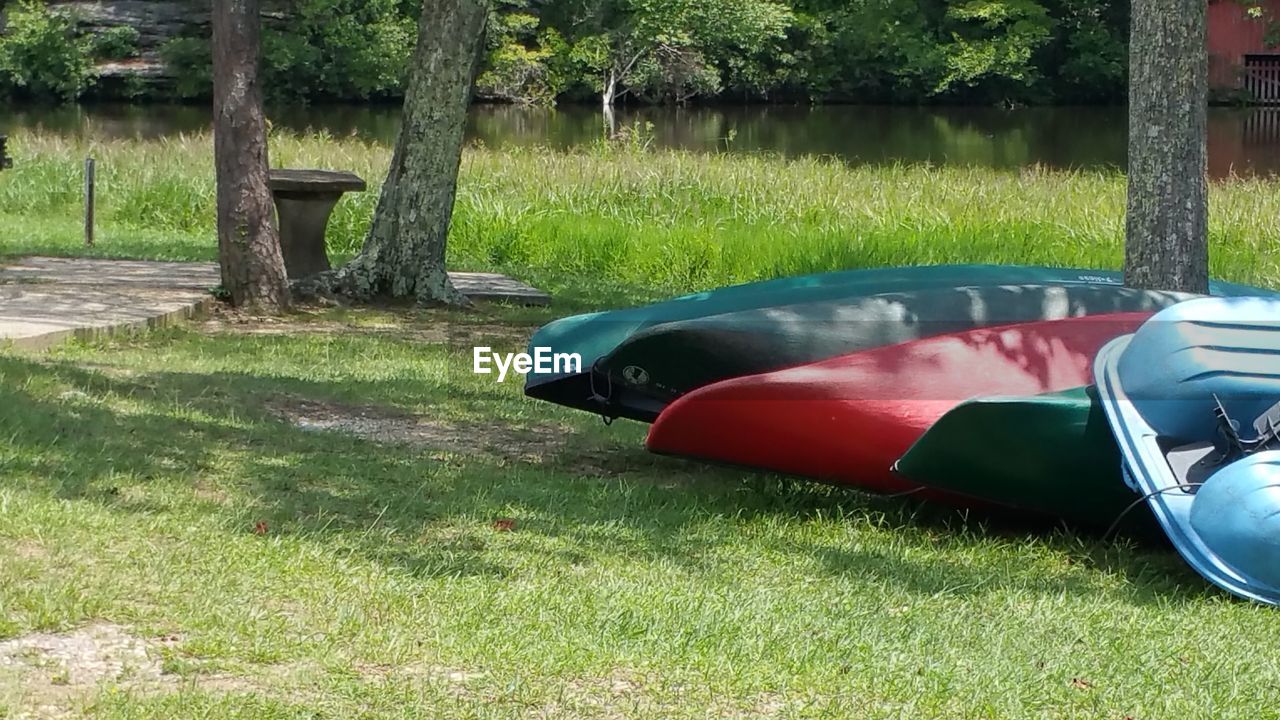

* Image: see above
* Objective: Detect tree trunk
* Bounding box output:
[334,0,488,305]
[602,99,618,139]
[603,69,617,111]
[211,0,289,311]
[1124,0,1209,293]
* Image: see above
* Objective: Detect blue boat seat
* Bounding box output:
[1115,297,1280,441]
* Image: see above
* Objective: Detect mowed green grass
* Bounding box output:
[6,131,1280,717]
[3,307,1280,719]
[4,129,1280,300]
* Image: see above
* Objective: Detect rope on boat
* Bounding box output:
[880,486,927,499]
[588,359,615,426]
[1103,483,1205,542]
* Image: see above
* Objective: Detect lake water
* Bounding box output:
[5,103,1280,178]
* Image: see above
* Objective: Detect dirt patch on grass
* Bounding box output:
[7,540,49,561]
[536,669,660,719]
[265,395,571,464]
[191,478,231,505]
[201,304,534,347]
[354,660,487,697]
[0,623,178,718]
[264,395,664,477]
[539,670,798,719]
[0,625,331,715]
[68,362,142,381]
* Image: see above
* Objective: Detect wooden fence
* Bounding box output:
[1244,54,1280,105]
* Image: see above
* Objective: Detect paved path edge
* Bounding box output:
[1,295,216,352]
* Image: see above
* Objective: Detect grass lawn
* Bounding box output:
[5,133,1280,717]
[5,129,1280,300]
[3,304,1280,719]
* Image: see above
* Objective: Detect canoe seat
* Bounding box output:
[1115,297,1280,441]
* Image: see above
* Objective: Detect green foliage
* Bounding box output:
[785,1,947,102]
[477,1,573,103]
[158,36,213,100]
[0,0,95,101]
[558,0,794,104]
[772,0,1126,104]
[936,0,1055,102]
[1040,0,1127,102]
[157,0,415,102]
[0,0,1135,105]
[261,0,416,101]
[1238,0,1280,50]
[92,25,141,60]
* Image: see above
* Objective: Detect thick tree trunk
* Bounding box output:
[211,0,289,311]
[1124,0,1209,294]
[334,0,488,305]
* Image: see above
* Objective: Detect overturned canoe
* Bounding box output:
[647,313,1150,498]
[524,264,1150,418]
[601,284,1195,422]
[1095,296,1280,605]
[893,387,1148,529]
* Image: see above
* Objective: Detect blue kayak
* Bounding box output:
[1095,297,1280,605]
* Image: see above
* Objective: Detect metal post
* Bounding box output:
[84,157,95,247]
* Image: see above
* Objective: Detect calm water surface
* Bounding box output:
[5,103,1280,178]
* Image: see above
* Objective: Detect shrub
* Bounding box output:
[0,0,95,101]
[261,0,416,101]
[158,36,213,100]
[92,25,140,60]
[160,0,416,102]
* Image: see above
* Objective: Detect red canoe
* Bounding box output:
[646,313,1151,499]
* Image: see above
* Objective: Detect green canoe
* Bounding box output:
[594,284,1196,419]
[893,387,1152,531]
[528,264,1133,378]
[524,265,1274,420]
[525,265,1139,413]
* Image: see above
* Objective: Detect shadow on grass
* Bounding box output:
[0,347,1205,606]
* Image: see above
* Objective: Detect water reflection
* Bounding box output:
[4,102,1280,178]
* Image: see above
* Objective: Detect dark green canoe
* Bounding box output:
[593,284,1197,420]
[524,265,1146,415]
[893,387,1152,531]
[530,265,1131,376]
[525,265,1275,421]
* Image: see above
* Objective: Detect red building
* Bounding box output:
[1209,0,1280,101]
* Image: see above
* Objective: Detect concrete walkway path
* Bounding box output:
[0,257,550,351]
[0,258,218,351]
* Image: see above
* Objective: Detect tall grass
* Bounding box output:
[4,128,1280,298]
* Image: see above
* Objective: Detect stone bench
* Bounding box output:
[262,168,549,305]
[268,168,366,278]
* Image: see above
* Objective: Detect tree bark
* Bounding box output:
[1124,0,1209,293]
[603,69,617,111]
[333,0,488,305]
[211,0,290,311]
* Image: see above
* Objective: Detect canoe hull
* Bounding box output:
[528,264,1135,385]
[525,265,1148,419]
[647,313,1150,498]
[605,285,1194,422]
[893,387,1147,529]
